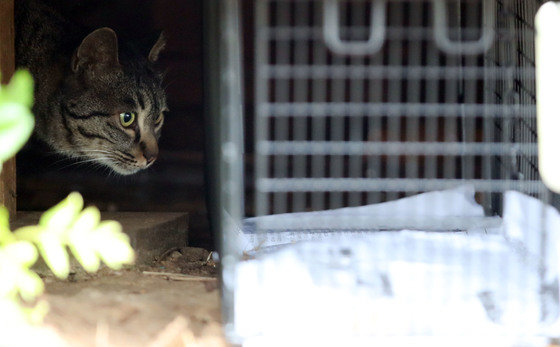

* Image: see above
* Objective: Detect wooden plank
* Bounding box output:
[0,0,16,215]
[0,159,16,215]
[0,0,15,82]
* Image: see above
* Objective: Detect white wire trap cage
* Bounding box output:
[207,0,560,344]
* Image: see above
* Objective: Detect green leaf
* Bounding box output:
[16,269,44,302]
[36,233,69,279]
[1,70,34,108]
[0,70,35,163]
[0,102,34,163]
[0,299,28,325]
[0,206,13,244]
[67,207,102,272]
[0,205,9,231]
[95,220,124,237]
[0,258,19,298]
[71,206,100,233]
[94,221,135,269]
[39,192,83,233]
[2,241,38,267]
[69,240,100,273]
[24,300,49,325]
[12,225,43,243]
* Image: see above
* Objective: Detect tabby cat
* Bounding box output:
[15,0,167,175]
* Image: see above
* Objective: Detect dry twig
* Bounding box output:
[142,271,217,282]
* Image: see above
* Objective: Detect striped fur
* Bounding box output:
[15,0,167,175]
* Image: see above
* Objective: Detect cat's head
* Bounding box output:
[59,27,167,175]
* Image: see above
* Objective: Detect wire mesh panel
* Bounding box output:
[255,0,545,216]
[220,0,560,343]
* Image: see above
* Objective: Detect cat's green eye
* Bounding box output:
[119,112,136,127]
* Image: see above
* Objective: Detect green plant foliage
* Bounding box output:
[0,70,34,164]
[0,240,42,301]
[0,70,135,324]
[0,192,135,322]
[13,193,135,279]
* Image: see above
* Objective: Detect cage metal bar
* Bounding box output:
[433,0,496,54]
[424,3,440,182]
[257,177,542,193]
[262,102,536,117]
[348,0,367,206]
[255,1,271,217]
[265,26,527,42]
[367,7,384,204]
[263,64,536,79]
[291,0,310,212]
[461,1,482,181]
[258,141,538,156]
[328,1,346,209]
[442,0,459,182]
[310,1,328,211]
[405,0,423,186]
[272,0,291,214]
[207,0,245,341]
[481,1,497,212]
[323,0,387,55]
[386,1,404,201]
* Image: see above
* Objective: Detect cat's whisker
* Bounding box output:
[58,156,115,170]
[50,157,75,166]
[53,148,141,174]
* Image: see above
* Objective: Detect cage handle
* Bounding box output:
[323,0,387,56]
[432,0,495,55]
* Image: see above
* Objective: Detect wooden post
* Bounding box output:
[0,0,16,215]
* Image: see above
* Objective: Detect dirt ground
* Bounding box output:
[38,247,228,347]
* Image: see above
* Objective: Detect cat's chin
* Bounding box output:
[95,157,152,175]
[108,164,143,176]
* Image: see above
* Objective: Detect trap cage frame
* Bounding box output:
[206,0,560,343]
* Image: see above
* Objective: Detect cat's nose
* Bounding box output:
[144,151,157,164]
[140,141,158,165]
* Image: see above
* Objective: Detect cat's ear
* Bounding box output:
[72,27,120,72]
[148,32,166,63]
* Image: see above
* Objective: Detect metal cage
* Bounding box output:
[209,0,559,344]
